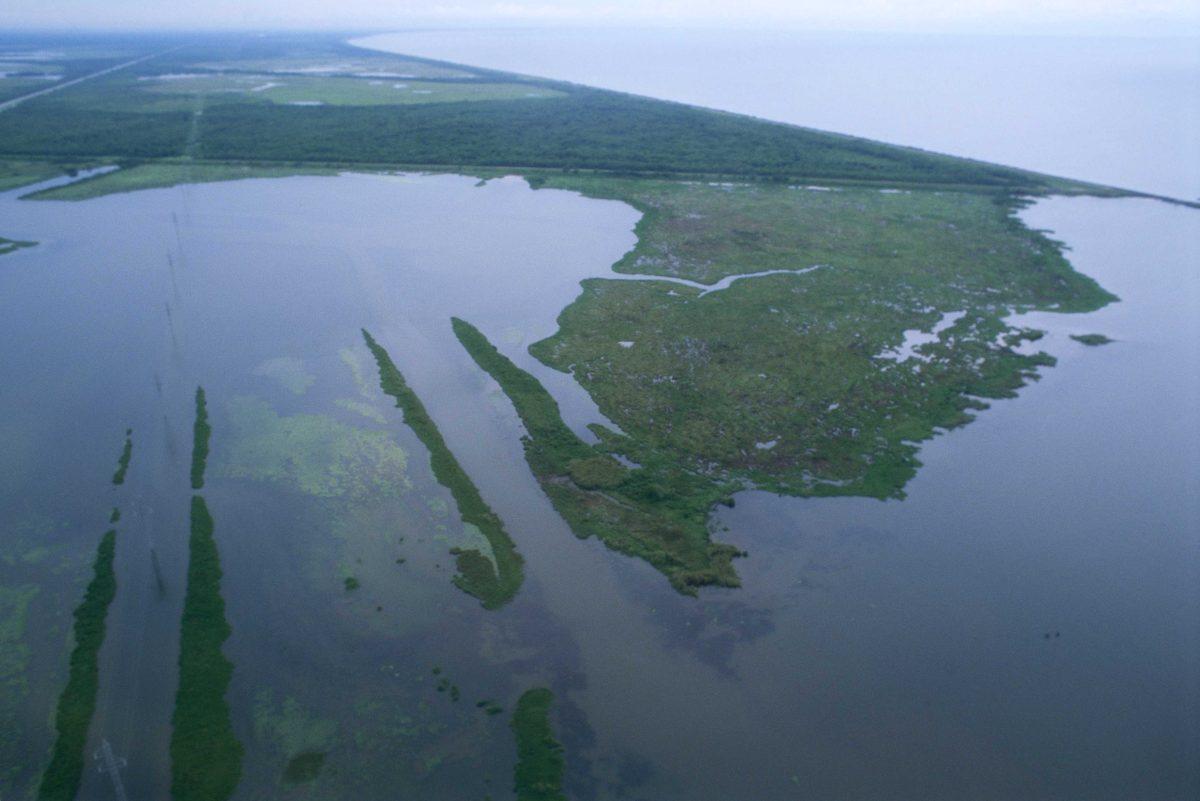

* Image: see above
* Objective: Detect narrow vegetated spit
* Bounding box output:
[111,428,133,485]
[511,688,566,801]
[171,496,242,801]
[36,530,117,801]
[190,387,210,489]
[1071,333,1113,346]
[171,386,243,801]
[361,328,524,609]
[38,427,133,799]
[452,317,742,594]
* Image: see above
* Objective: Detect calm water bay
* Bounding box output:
[0,29,1197,801]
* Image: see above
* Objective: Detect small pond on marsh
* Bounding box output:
[0,173,1195,800]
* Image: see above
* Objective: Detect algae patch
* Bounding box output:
[253,691,336,785]
[254,356,316,395]
[220,396,410,499]
[335,397,387,424]
[283,752,326,784]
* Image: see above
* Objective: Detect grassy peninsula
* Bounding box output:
[453,318,741,593]
[36,530,117,801]
[530,179,1107,501]
[511,688,566,801]
[453,178,1115,591]
[362,329,524,608]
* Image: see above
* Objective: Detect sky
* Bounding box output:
[2,0,1198,35]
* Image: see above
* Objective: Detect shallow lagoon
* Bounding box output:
[0,173,1196,800]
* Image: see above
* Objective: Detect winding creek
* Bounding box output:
[0,172,1196,800]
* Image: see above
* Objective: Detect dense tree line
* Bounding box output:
[0,38,1053,188]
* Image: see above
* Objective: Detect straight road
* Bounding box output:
[0,49,177,113]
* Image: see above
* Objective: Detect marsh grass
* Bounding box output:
[170,496,242,801]
[361,329,524,609]
[282,751,325,784]
[452,317,741,594]
[511,688,565,801]
[191,388,210,490]
[111,428,132,485]
[0,236,36,256]
[1071,333,1113,346]
[36,530,116,801]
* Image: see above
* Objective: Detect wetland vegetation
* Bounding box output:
[511,688,566,801]
[171,495,242,801]
[0,36,1131,194]
[362,329,524,609]
[24,161,334,201]
[111,427,132,485]
[0,235,35,255]
[0,28,1167,801]
[190,387,210,489]
[36,529,116,801]
[529,179,1110,504]
[221,395,410,499]
[0,159,93,192]
[453,317,742,592]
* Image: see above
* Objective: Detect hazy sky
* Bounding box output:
[2,0,1198,35]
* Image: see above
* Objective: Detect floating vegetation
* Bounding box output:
[1071,333,1114,346]
[111,428,133,485]
[221,396,409,499]
[254,356,315,396]
[0,236,36,256]
[191,387,211,490]
[434,676,461,702]
[36,530,117,801]
[511,688,566,801]
[283,751,326,784]
[0,582,39,790]
[343,576,360,591]
[170,496,243,801]
[109,507,120,524]
[335,397,387,424]
[253,691,336,786]
[361,329,524,609]
[476,699,504,716]
[453,318,741,594]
